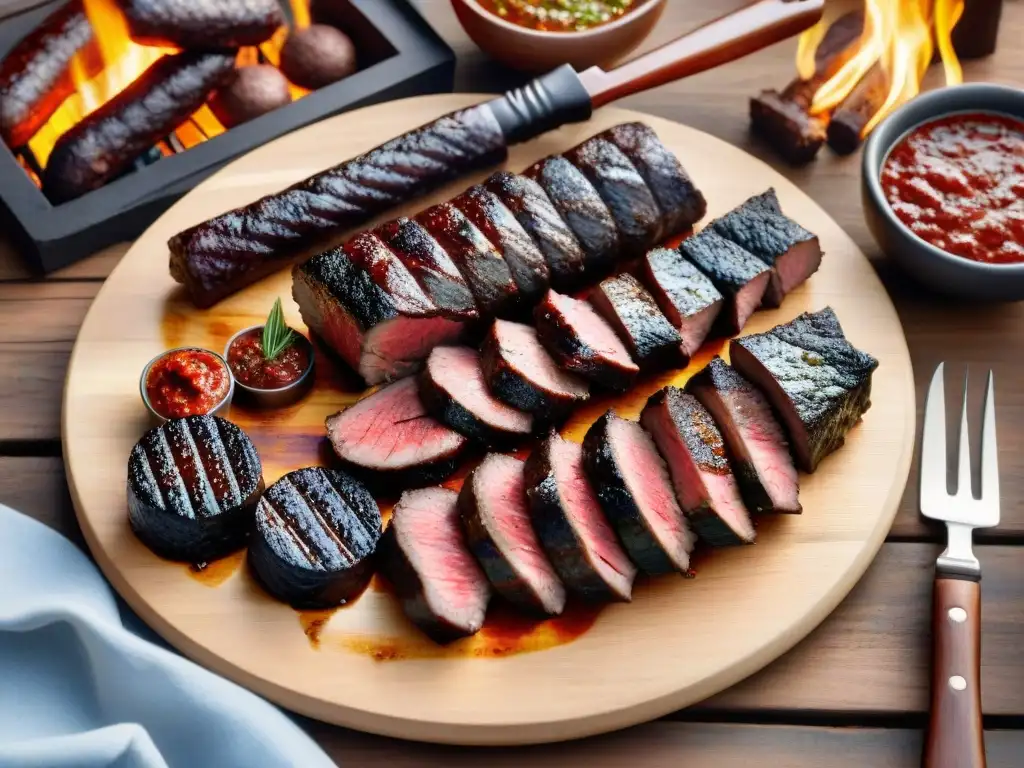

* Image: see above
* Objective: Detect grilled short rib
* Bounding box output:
[325,377,468,488]
[640,247,724,358]
[687,357,801,514]
[459,454,567,616]
[582,411,697,575]
[730,307,879,472]
[524,432,637,602]
[534,290,639,392]
[711,189,822,308]
[590,274,685,371]
[678,229,771,336]
[641,388,756,546]
[380,487,491,643]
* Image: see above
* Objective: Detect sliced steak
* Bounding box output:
[641,247,724,357]
[524,432,636,602]
[599,122,707,234]
[459,454,567,615]
[582,411,696,575]
[293,242,463,385]
[590,274,685,372]
[641,388,756,546]
[453,185,550,304]
[534,290,639,392]
[379,487,491,643]
[564,136,663,257]
[376,217,478,321]
[730,307,879,472]
[483,171,588,292]
[711,188,822,308]
[678,229,771,336]
[325,377,468,488]
[480,319,590,417]
[687,357,801,514]
[418,346,533,446]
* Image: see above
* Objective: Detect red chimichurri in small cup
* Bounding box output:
[141,347,233,422]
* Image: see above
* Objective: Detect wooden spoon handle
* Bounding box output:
[580,0,825,109]
[923,576,986,768]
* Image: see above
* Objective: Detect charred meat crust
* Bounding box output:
[640,247,723,356]
[122,0,283,48]
[590,274,685,371]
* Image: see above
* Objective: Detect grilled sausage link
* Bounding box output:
[122,0,283,49]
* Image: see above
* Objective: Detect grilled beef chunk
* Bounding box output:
[678,229,771,335]
[325,377,468,488]
[730,307,878,472]
[599,122,707,233]
[459,454,567,615]
[711,189,822,307]
[293,240,463,385]
[122,0,283,48]
[418,346,533,446]
[526,156,620,278]
[480,320,590,417]
[534,290,639,392]
[380,487,491,643]
[565,137,663,257]
[483,171,589,291]
[641,389,756,546]
[453,185,550,304]
[248,467,381,609]
[127,415,264,563]
[524,432,636,601]
[417,202,521,318]
[582,411,696,575]
[687,357,801,514]
[641,247,724,357]
[376,217,478,321]
[590,274,685,371]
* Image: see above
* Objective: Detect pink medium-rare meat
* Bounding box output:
[640,388,756,546]
[524,432,636,602]
[379,487,492,643]
[687,357,801,514]
[458,454,567,616]
[325,377,468,488]
[640,247,723,358]
[589,273,685,371]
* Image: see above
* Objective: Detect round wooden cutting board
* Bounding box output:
[63,94,915,746]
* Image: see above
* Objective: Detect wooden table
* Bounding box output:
[3,1,1023,764]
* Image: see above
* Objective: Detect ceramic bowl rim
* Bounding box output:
[452,0,666,40]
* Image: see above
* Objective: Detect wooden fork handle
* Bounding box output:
[923,575,985,768]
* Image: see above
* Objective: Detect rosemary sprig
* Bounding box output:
[261,298,296,362]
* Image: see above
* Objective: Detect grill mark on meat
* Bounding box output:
[261,490,322,568]
[589,274,685,371]
[122,0,283,48]
[285,474,354,564]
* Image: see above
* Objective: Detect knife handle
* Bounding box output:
[923,576,985,768]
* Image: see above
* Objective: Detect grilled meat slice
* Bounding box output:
[453,185,550,304]
[687,357,801,514]
[122,0,283,48]
[480,319,590,417]
[641,247,724,357]
[534,290,639,392]
[524,432,636,602]
[292,241,463,385]
[127,415,264,563]
[730,307,879,472]
[419,346,533,446]
[582,411,696,575]
[678,229,771,335]
[565,137,663,257]
[590,274,685,371]
[380,487,491,643]
[599,122,707,234]
[325,377,468,488]
[459,454,567,615]
[641,388,755,546]
[711,189,822,307]
[376,217,478,321]
[248,467,381,609]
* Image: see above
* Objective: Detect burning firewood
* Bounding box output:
[826,62,889,155]
[122,0,284,49]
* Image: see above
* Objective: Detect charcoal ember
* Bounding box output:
[280,24,358,90]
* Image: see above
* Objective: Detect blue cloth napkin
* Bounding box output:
[0,503,337,768]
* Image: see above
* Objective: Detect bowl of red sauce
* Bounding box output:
[863,83,1024,300]
[224,325,315,409]
[141,347,234,424]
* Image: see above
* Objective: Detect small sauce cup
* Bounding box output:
[224,325,316,409]
[140,347,235,425]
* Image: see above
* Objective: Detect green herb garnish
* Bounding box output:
[261,298,296,361]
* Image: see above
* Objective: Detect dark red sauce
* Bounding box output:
[145,348,231,419]
[476,0,639,32]
[227,327,310,389]
[881,112,1024,264]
